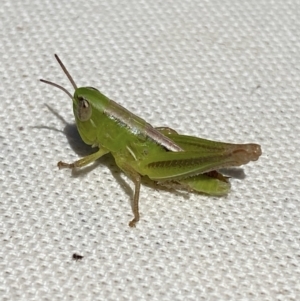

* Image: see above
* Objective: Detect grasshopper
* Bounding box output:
[40,55,262,227]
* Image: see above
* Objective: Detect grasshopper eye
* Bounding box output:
[77,96,92,121]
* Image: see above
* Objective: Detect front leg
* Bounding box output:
[58,147,109,169]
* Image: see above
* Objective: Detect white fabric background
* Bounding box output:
[1,0,300,300]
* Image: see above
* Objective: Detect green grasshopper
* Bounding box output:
[40,55,262,227]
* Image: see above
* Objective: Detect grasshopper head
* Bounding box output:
[40,54,109,146]
[72,87,110,145]
[73,87,109,121]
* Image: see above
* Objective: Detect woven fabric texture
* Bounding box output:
[1,0,300,300]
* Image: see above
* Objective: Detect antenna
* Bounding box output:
[54,54,77,90]
[40,54,78,100]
